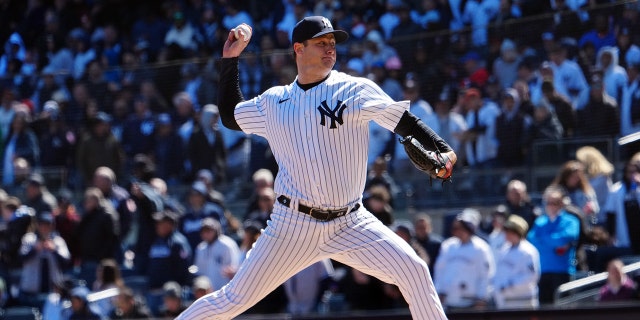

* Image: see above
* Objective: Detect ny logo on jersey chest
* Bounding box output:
[317,100,347,129]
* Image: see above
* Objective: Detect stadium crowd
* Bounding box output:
[1,0,640,318]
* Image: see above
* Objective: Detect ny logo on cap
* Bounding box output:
[321,17,332,29]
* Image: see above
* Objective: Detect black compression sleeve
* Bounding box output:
[394,111,452,153]
[218,57,244,131]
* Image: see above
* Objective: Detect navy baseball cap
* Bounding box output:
[292,16,348,44]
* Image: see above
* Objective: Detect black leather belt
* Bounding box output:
[277,195,360,222]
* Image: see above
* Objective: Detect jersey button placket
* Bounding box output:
[304,111,311,141]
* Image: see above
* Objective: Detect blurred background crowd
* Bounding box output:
[1,0,640,319]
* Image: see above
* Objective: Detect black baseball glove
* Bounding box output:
[399,135,453,182]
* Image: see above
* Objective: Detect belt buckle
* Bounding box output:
[309,207,348,222]
[308,208,329,222]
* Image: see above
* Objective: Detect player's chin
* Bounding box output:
[322,58,335,69]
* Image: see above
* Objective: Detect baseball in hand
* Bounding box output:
[233,24,252,42]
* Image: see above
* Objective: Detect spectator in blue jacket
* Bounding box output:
[527,185,581,304]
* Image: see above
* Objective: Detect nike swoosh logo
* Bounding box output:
[278,98,290,104]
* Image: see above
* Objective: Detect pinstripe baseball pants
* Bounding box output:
[177,203,447,319]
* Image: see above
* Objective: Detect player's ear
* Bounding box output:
[293,42,304,55]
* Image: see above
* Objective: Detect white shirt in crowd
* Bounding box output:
[434,235,495,308]
[491,239,541,309]
[194,234,241,290]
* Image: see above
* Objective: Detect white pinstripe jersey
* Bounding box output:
[235,70,408,209]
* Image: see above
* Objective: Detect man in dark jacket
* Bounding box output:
[1,199,33,270]
[413,213,443,274]
[128,154,165,274]
[75,187,119,285]
[145,209,192,290]
[23,173,57,217]
[75,112,125,186]
[495,89,532,167]
[187,104,226,183]
[179,181,226,249]
[541,79,575,137]
[576,75,620,137]
[121,96,156,160]
[92,166,135,257]
[153,113,185,183]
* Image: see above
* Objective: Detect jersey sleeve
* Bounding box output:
[357,78,409,131]
[234,94,268,137]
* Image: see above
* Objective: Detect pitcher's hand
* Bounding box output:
[222,23,252,58]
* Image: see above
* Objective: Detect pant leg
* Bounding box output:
[539,273,569,304]
[538,273,554,304]
[176,206,323,320]
[326,209,447,320]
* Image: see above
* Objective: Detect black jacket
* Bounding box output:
[75,205,119,263]
[187,124,226,182]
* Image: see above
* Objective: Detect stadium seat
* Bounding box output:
[123,275,149,295]
[1,307,40,320]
